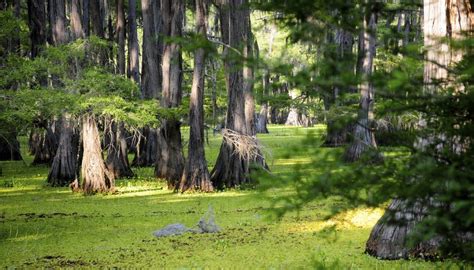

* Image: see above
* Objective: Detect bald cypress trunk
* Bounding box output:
[49,0,67,45]
[366,0,473,259]
[0,132,22,161]
[47,115,79,186]
[71,0,84,39]
[210,0,251,189]
[27,0,47,59]
[106,122,134,178]
[155,0,185,189]
[82,0,89,37]
[81,115,114,194]
[90,0,104,37]
[116,0,125,75]
[128,0,140,84]
[180,0,213,193]
[141,0,161,98]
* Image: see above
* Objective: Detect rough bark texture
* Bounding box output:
[106,122,134,178]
[366,0,473,260]
[155,0,185,189]
[116,0,125,74]
[71,0,84,39]
[344,8,380,162]
[128,0,140,84]
[47,115,79,186]
[49,0,67,45]
[210,0,251,189]
[27,0,47,58]
[81,115,114,194]
[366,199,441,259]
[179,0,213,193]
[0,131,22,161]
[141,0,162,99]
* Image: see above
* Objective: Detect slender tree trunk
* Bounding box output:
[155,0,185,189]
[106,122,134,178]
[180,0,213,193]
[116,0,125,75]
[71,0,84,39]
[243,9,256,136]
[210,0,251,189]
[256,70,269,134]
[47,115,79,186]
[344,6,380,162]
[128,0,140,84]
[81,114,114,194]
[365,0,474,259]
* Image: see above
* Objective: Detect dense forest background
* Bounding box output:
[0,0,473,266]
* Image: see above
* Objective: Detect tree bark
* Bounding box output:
[106,122,134,178]
[256,70,270,134]
[128,0,140,84]
[49,0,67,45]
[344,6,380,162]
[71,0,84,39]
[27,0,47,58]
[141,0,161,98]
[210,0,251,189]
[132,126,158,166]
[47,115,79,186]
[243,8,256,136]
[116,0,125,75]
[155,0,185,189]
[179,0,213,193]
[81,114,114,194]
[31,121,59,165]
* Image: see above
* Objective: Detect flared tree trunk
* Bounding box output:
[106,122,134,178]
[155,0,185,189]
[344,7,380,162]
[210,0,251,189]
[366,198,441,259]
[116,0,125,75]
[366,0,473,259]
[81,115,114,194]
[47,115,79,186]
[179,0,213,193]
[128,0,140,84]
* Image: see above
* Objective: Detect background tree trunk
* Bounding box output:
[155,0,185,189]
[49,0,67,45]
[82,0,90,37]
[141,0,161,98]
[90,0,104,37]
[180,0,213,193]
[127,0,140,84]
[116,0,125,75]
[0,131,22,161]
[106,122,134,178]
[27,0,47,58]
[71,0,84,39]
[344,7,380,162]
[81,114,114,194]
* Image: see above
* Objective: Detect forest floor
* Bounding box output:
[0,125,468,268]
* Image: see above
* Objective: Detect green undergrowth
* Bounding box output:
[0,125,467,268]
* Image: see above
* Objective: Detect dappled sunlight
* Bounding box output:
[285,207,384,234]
